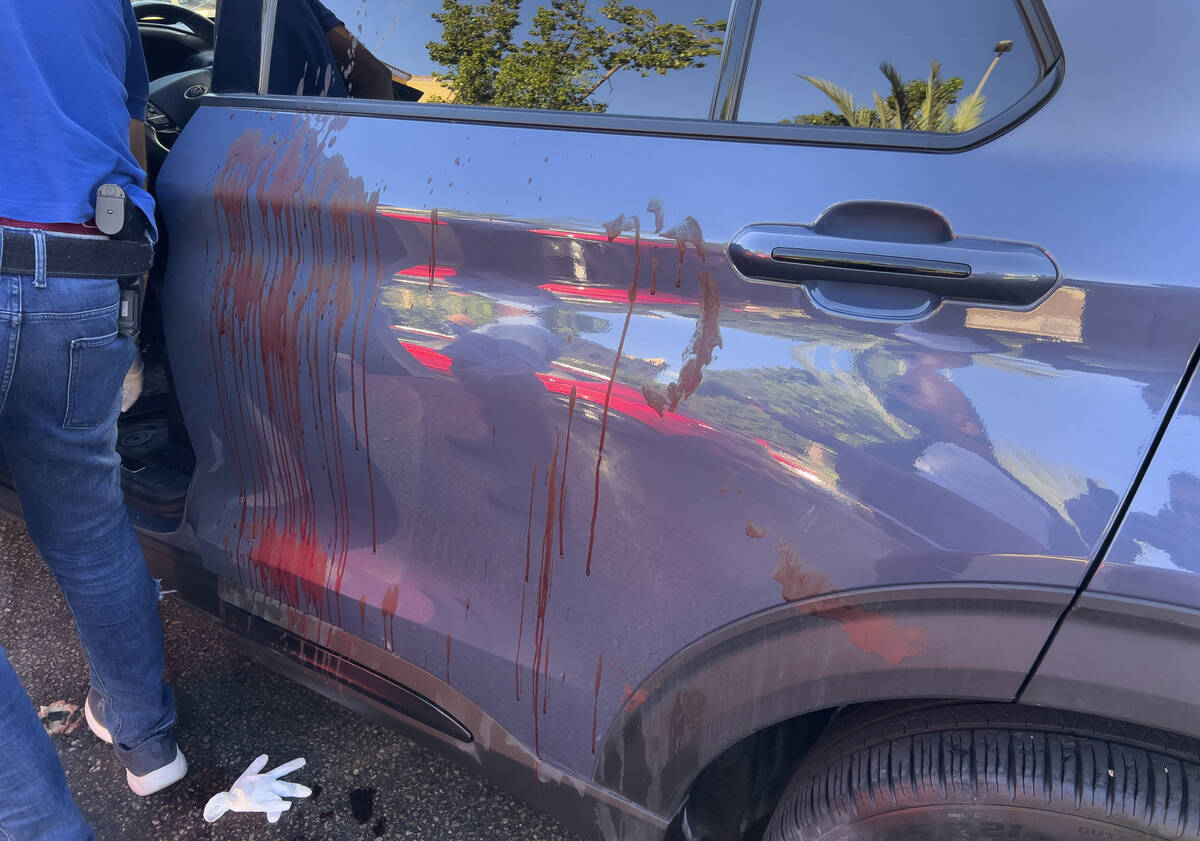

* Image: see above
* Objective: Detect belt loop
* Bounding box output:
[31,229,47,289]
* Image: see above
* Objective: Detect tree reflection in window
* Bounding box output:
[785,41,1014,133]
[426,0,725,112]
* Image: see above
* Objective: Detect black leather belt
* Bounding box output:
[0,227,154,279]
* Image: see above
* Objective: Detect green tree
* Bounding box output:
[427,0,725,112]
[784,59,984,133]
[427,0,523,105]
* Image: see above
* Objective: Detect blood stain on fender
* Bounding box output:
[772,540,926,665]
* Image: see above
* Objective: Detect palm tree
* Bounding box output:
[795,54,997,133]
[796,76,879,128]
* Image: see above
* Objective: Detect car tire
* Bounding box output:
[763,702,1200,841]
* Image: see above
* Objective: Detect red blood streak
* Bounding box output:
[531,439,560,756]
[428,208,438,290]
[209,116,385,628]
[584,275,639,577]
[591,653,603,754]
[558,385,577,558]
[399,342,453,373]
[516,463,537,700]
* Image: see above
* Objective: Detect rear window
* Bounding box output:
[737,0,1041,135]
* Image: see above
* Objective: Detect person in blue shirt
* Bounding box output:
[213,0,396,100]
[0,2,185,838]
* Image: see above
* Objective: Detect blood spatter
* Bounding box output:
[639,269,722,417]
[647,198,665,234]
[662,215,706,287]
[641,385,669,417]
[745,521,769,539]
[603,213,628,242]
[818,606,928,666]
[772,540,836,602]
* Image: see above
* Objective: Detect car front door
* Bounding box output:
[156,0,1200,821]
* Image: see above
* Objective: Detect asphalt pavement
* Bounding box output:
[0,514,581,841]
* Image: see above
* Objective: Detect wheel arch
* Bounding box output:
[593,583,1072,820]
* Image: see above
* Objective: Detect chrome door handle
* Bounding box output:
[728,224,1058,307]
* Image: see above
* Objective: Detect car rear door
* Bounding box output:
[156,0,1200,801]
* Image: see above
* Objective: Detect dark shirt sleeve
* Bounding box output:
[303,0,345,32]
[122,0,150,119]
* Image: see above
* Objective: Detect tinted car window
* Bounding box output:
[296,0,730,118]
[738,0,1040,134]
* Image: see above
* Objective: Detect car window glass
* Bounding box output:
[280,0,730,118]
[737,0,1041,134]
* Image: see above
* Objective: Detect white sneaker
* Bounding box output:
[85,689,187,796]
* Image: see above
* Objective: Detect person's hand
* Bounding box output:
[121,353,144,413]
[203,755,312,823]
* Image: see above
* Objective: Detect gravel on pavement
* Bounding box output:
[0,514,582,841]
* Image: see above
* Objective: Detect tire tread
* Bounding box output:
[764,704,1200,841]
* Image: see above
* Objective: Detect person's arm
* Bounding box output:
[129,119,147,185]
[325,25,394,100]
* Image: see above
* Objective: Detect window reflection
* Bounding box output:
[739,0,1038,133]
[312,0,727,117]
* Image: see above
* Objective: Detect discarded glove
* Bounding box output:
[203,755,312,823]
[121,353,144,413]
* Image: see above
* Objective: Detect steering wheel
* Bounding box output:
[133,2,216,46]
[137,3,216,183]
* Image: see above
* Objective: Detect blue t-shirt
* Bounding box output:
[0,0,155,235]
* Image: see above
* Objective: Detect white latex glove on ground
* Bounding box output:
[203,755,311,823]
[121,353,144,413]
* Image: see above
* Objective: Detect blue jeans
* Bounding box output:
[0,227,176,841]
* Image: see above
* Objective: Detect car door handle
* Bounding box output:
[728,224,1058,307]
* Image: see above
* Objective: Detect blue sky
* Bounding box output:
[321,0,1039,124]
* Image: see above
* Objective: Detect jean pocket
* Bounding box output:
[64,331,131,429]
